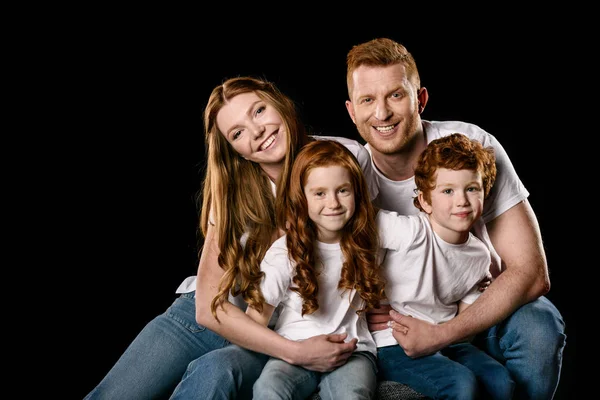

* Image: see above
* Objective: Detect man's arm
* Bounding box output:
[390,200,550,357]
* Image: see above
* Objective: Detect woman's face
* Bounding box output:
[217,92,288,169]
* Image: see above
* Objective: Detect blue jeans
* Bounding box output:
[378,296,566,400]
[378,342,514,400]
[170,344,268,399]
[85,292,266,400]
[253,351,378,400]
[473,296,566,399]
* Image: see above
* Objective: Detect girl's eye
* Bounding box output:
[256,106,265,115]
[232,130,241,140]
[443,189,453,194]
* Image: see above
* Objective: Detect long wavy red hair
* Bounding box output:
[285,140,386,316]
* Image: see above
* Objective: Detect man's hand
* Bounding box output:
[293,333,357,372]
[389,310,447,358]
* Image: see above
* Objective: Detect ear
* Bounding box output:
[417,191,433,214]
[417,87,429,114]
[345,100,357,124]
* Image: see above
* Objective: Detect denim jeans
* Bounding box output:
[378,342,514,400]
[473,296,566,400]
[170,344,268,399]
[85,292,266,400]
[253,351,378,400]
[378,296,566,400]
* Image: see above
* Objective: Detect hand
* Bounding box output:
[388,310,445,358]
[366,304,393,332]
[294,333,357,372]
[477,271,492,292]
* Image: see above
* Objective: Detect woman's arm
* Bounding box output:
[195,223,356,371]
[246,303,275,326]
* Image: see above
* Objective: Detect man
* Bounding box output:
[345,37,565,399]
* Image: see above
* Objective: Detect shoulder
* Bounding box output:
[423,120,493,145]
[311,134,367,156]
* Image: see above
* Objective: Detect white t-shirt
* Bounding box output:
[373,211,491,348]
[175,136,377,302]
[369,120,528,222]
[367,120,528,277]
[259,235,376,355]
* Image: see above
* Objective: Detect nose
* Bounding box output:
[249,122,265,139]
[456,191,470,206]
[374,99,392,121]
[327,195,341,209]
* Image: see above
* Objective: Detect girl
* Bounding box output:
[247,139,386,400]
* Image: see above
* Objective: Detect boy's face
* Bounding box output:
[420,168,484,243]
[304,165,355,244]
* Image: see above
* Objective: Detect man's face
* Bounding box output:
[345,64,421,155]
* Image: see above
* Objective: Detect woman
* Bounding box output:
[85,76,376,400]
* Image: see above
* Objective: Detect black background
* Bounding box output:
[68,20,575,399]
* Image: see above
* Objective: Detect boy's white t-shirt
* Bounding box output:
[259,235,376,355]
[367,120,529,278]
[373,211,492,347]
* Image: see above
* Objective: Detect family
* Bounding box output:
[85,38,566,399]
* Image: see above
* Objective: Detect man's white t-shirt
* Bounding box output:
[367,120,529,278]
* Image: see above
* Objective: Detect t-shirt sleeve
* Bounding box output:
[259,237,294,306]
[477,132,530,223]
[375,210,420,251]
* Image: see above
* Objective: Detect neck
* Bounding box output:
[260,162,284,183]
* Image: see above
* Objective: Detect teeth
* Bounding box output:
[260,135,276,151]
[375,125,394,133]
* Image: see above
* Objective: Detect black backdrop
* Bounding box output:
[71,23,575,399]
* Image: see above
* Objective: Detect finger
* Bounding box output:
[327,332,348,342]
[367,314,393,324]
[389,309,404,322]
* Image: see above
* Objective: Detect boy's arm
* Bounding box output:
[389,200,550,357]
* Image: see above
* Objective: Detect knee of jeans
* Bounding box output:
[504,297,566,347]
[446,371,478,400]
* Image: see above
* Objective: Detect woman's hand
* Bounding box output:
[292,333,357,372]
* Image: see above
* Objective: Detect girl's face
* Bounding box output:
[217,92,288,176]
[304,165,355,244]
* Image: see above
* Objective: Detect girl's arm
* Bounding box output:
[194,223,356,372]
